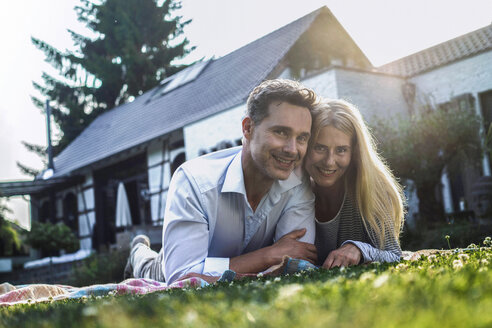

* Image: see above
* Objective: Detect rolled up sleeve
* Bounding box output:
[162,169,227,284]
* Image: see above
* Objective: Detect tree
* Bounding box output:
[29,0,193,157]
[372,102,482,224]
[23,221,79,257]
[486,123,492,154]
[0,202,21,257]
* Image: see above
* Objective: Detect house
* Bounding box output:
[1,7,491,252]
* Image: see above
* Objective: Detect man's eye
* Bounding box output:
[275,130,287,136]
[298,135,308,143]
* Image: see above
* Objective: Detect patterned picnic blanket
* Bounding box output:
[0,256,314,307]
[1,252,429,307]
[0,277,207,307]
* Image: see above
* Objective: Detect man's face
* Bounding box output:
[244,101,312,181]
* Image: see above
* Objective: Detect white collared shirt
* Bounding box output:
[162,146,315,283]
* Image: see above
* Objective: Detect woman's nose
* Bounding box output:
[323,152,335,166]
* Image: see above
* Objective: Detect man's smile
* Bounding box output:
[272,153,297,168]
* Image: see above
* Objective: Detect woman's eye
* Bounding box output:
[337,147,347,153]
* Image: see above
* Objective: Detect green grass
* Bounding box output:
[2,242,492,327]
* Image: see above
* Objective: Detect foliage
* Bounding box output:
[401,220,492,251]
[16,141,47,178]
[23,221,79,256]
[2,239,492,327]
[70,248,128,287]
[29,0,193,156]
[372,104,482,222]
[486,122,492,154]
[0,203,21,257]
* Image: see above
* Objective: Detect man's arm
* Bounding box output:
[162,168,228,284]
[230,180,318,273]
[163,170,317,283]
[274,181,316,243]
[229,228,317,273]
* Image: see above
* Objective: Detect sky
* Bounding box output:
[0,0,491,229]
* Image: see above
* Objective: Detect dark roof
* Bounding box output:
[378,24,492,77]
[0,176,83,197]
[52,7,325,177]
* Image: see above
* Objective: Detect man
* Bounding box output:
[126,79,318,284]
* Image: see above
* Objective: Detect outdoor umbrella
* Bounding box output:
[115,182,132,228]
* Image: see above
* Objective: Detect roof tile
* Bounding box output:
[378,24,492,77]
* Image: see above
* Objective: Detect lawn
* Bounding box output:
[1,239,492,328]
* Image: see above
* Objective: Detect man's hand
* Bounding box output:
[268,228,317,265]
[322,243,362,269]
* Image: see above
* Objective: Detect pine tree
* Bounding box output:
[29,0,193,158]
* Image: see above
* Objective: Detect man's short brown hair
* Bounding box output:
[246,79,318,125]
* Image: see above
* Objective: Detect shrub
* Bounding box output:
[69,248,128,286]
[401,220,492,250]
[23,221,79,257]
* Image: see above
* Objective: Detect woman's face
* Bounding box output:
[305,125,352,188]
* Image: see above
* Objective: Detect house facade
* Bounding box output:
[1,7,491,252]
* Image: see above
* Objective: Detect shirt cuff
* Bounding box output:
[341,240,370,264]
[203,257,230,276]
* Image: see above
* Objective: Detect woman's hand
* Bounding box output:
[322,243,362,269]
[268,229,318,265]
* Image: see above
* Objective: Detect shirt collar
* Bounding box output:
[276,169,302,192]
[221,150,247,195]
[221,149,302,195]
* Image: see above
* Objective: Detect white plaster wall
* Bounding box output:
[77,188,94,212]
[77,173,95,250]
[184,103,245,160]
[408,52,492,104]
[79,211,95,250]
[147,140,171,223]
[56,198,63,218]
[302,69,338,99]
[146,132,185,224]
[335,69,408,119]
[302,67,408,120]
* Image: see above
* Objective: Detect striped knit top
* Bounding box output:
[315,191,402,265]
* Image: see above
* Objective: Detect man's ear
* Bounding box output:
[242,116,254,140]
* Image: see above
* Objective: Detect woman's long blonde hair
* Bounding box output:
[310,99,405,247]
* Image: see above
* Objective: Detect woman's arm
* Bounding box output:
[341,240,401,263]
[321,239,400,269]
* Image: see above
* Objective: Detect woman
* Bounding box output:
[304,99,405,269]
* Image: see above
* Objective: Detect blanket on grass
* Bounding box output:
[0,250,430,307]
[0,277,208,307]
[0,255,317,307]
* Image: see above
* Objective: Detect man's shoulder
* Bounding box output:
[180,147,242,191]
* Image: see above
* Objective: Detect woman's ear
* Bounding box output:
[242,116,254,140]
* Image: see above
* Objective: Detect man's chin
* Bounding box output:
[271,168,293,180]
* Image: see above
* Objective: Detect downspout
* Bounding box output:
[45,100,56,223]
[45,100,54,171]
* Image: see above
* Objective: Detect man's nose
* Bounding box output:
[282,138,296,154]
